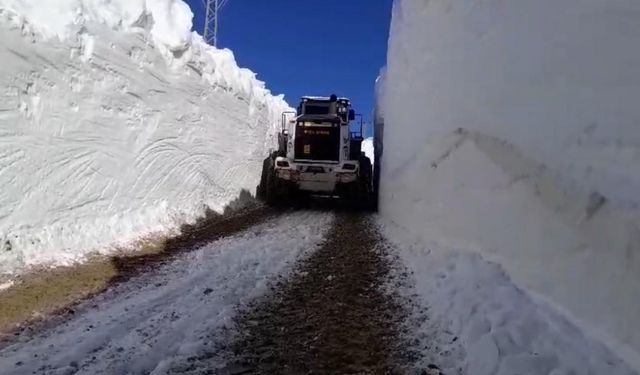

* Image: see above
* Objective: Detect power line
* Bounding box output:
[203,0,229,47]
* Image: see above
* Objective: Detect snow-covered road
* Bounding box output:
[0,211,333,375]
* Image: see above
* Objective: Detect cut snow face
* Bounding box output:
[380,0,640,370]
[0,211,334,375]
[384,0,640,208]
[0,1,290,280]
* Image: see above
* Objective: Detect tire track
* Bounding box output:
[0,210,334,375]
[220,213,412,374]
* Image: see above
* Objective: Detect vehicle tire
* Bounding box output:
[265,157,292,206]
[357,155,374,210]
[264,159,278,205]
[256,156,271,201]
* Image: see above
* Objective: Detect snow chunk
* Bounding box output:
[361,137,374,162]
[145,0,193,51]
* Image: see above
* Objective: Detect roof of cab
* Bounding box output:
[301,96,351,102]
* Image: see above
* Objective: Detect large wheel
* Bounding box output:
[257,151,286,202]
[256,156,271,200]
[264,162,280,205]
[359,155,373,190]
[357,155,374,210]
[263,153,292,206]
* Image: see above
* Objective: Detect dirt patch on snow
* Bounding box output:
[0,203,275,339]
[0,259,118,335]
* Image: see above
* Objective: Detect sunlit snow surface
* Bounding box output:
[380,0,640,370]
[382,219,637,375]
[0,1,290,279]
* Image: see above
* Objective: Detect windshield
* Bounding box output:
[303,104,331,115]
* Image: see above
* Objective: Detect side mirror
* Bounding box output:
[348,109,356,121]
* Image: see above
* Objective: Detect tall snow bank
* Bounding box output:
[0,0,192,49]
[0,1,290,279]
[381,0,640,369]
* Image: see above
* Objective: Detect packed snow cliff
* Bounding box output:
[379,0,640,371]
[0,0,290,279]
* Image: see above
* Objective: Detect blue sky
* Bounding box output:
[184,0,393,135]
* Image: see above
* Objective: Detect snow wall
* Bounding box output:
[0,0,290,279]
[380,0,640,369]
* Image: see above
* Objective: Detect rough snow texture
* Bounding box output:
[381,0,640,370]
[382,222,636,375]
[0,211,334,375]
[0,1,290,279]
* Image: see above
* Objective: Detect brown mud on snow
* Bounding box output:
[220,213,417,374]
[0,202,276,341]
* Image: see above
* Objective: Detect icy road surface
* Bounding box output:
[0,211,333,375]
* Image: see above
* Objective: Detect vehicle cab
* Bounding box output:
[274,95,362,193]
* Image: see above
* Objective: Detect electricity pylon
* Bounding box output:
[203,0,229,47]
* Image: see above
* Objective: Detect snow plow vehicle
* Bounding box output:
[257,95,373,208]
